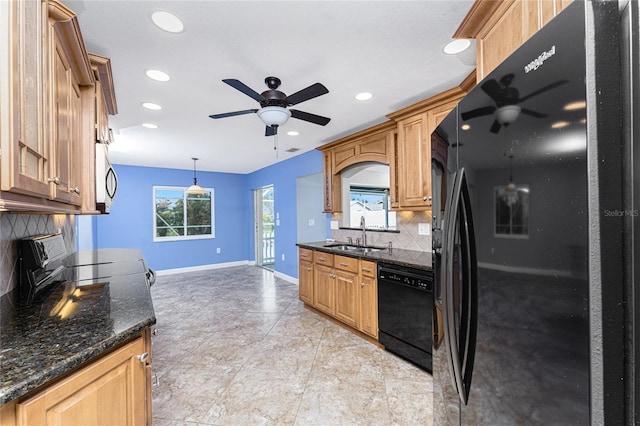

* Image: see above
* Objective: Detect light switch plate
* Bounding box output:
[330,221,339,230]
[418,223,431,236]
[308,219,315,226]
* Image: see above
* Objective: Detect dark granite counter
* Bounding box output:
[297,241,432,271]
[0,272,156,405]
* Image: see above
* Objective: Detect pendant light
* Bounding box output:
[185,157,206,195]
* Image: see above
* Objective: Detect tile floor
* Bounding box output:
[150,266,433,425]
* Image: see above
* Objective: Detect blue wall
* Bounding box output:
[93,164,248,271]
[245,149,324,278]
[87,149,325,279]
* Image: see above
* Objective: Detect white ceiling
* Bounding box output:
[65,0,476,174]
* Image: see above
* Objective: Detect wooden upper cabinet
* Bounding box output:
[386,75,474,210]
[0,0,114,213]
[0,0,52,201]
[455,0,573,82]
[319,121,395,213]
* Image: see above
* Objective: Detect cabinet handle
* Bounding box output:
[306,267,312,271]
[137,352,149,363]
[48,177,60,185]
[318,257,326,261]
[71,187,81,194]
[362,267,371,273]
[339,262,348,267]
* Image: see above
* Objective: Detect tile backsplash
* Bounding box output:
[331,210,432,251]
[0,213,76,297]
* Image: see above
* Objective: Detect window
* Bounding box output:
[494,185,529,238]
[349,186,396,229]
[153,186,214,241]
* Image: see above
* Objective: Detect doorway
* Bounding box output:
[254,185,274,270]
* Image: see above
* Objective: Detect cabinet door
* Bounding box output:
[16,336,148,426]
[395,112,431,208]
[334,269,359,328]
[0,0,52,199]
[314,264,335,316]
[359,274,378,338]
[299,260,314,305]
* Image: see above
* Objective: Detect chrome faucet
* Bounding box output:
[360,216,367,247]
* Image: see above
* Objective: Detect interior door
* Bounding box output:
[254,185,274,269]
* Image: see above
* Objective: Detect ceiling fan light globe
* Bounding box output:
[496,105,521,125]
[257,106,291,126]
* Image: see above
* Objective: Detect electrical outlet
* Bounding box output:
[330,221,339,230]
[308,219,315,226]
[216,248,221,254]
[418,223,431,236]
[281,254,285,261]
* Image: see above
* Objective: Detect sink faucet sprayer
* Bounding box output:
[360,216,367,247]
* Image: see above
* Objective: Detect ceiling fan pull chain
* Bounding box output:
[274,131,279,158]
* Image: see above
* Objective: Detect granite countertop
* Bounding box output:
[297,241,432,271]
[0,272,156,405]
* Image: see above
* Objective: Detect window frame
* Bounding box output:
[493,184,530,239]
[349,185,396,230]
[153,185,215,242]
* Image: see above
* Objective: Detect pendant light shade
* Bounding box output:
[185,157,206,195]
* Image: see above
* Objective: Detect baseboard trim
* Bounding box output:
[156,260,252,276]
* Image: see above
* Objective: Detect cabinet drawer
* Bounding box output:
[360,260,376,278]
[314,251,334,267]
[335,255,359,273]
[299,248,313,262]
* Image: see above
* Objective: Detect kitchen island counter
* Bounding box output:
[0,272,155,405]
[297,241,432,271]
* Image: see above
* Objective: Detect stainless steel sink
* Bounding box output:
[323,243,386,253]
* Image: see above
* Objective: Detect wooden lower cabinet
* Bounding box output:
[359,260,378,339]
[298,248,314,305]
[314,263,335,316]
[300,248,378,340]
[1,333,151,426]
[334,255,360,329]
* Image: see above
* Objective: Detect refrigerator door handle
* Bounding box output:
[458,169,478,404]
[442,170,464,398]
[442,168,478,405]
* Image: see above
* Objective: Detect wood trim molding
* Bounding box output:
[453,0,515,38]
[89,53,118,115]
[317,120,395,152]
[48,1,94,86]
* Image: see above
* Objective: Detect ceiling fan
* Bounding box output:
[209,77,331,136]
[460,73,568,134]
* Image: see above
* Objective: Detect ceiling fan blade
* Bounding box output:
[489,119,502,134]
[460,105,497,121]
[518,80,568,103]
[520,108,547,118]
[209,109,258,119]
[265,125,277,137]
[290,109,331,126]
[286,83,329,106]
[480,79,502,103]
[222,79,266,102]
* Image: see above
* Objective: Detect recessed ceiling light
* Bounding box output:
[564,100,586,110]
[355,92,373,101]
[287,131,299,136]
[151,11,184,33]
[551,121,570,129]
[443,39,471,55]
[142,102,162,110]
[142,123,158,129]
[145,69,170,82]
[461,124,471,131]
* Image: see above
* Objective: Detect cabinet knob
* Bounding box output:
[48,177,60,185]
[71,187,81,194]
[423,195,432,201]
[137,352,149,363]
[361,282,365,287]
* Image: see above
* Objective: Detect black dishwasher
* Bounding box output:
[378,263,433,372]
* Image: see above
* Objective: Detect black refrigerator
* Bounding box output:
[432,1,635,424]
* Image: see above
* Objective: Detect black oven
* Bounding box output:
[377,263,433,372]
